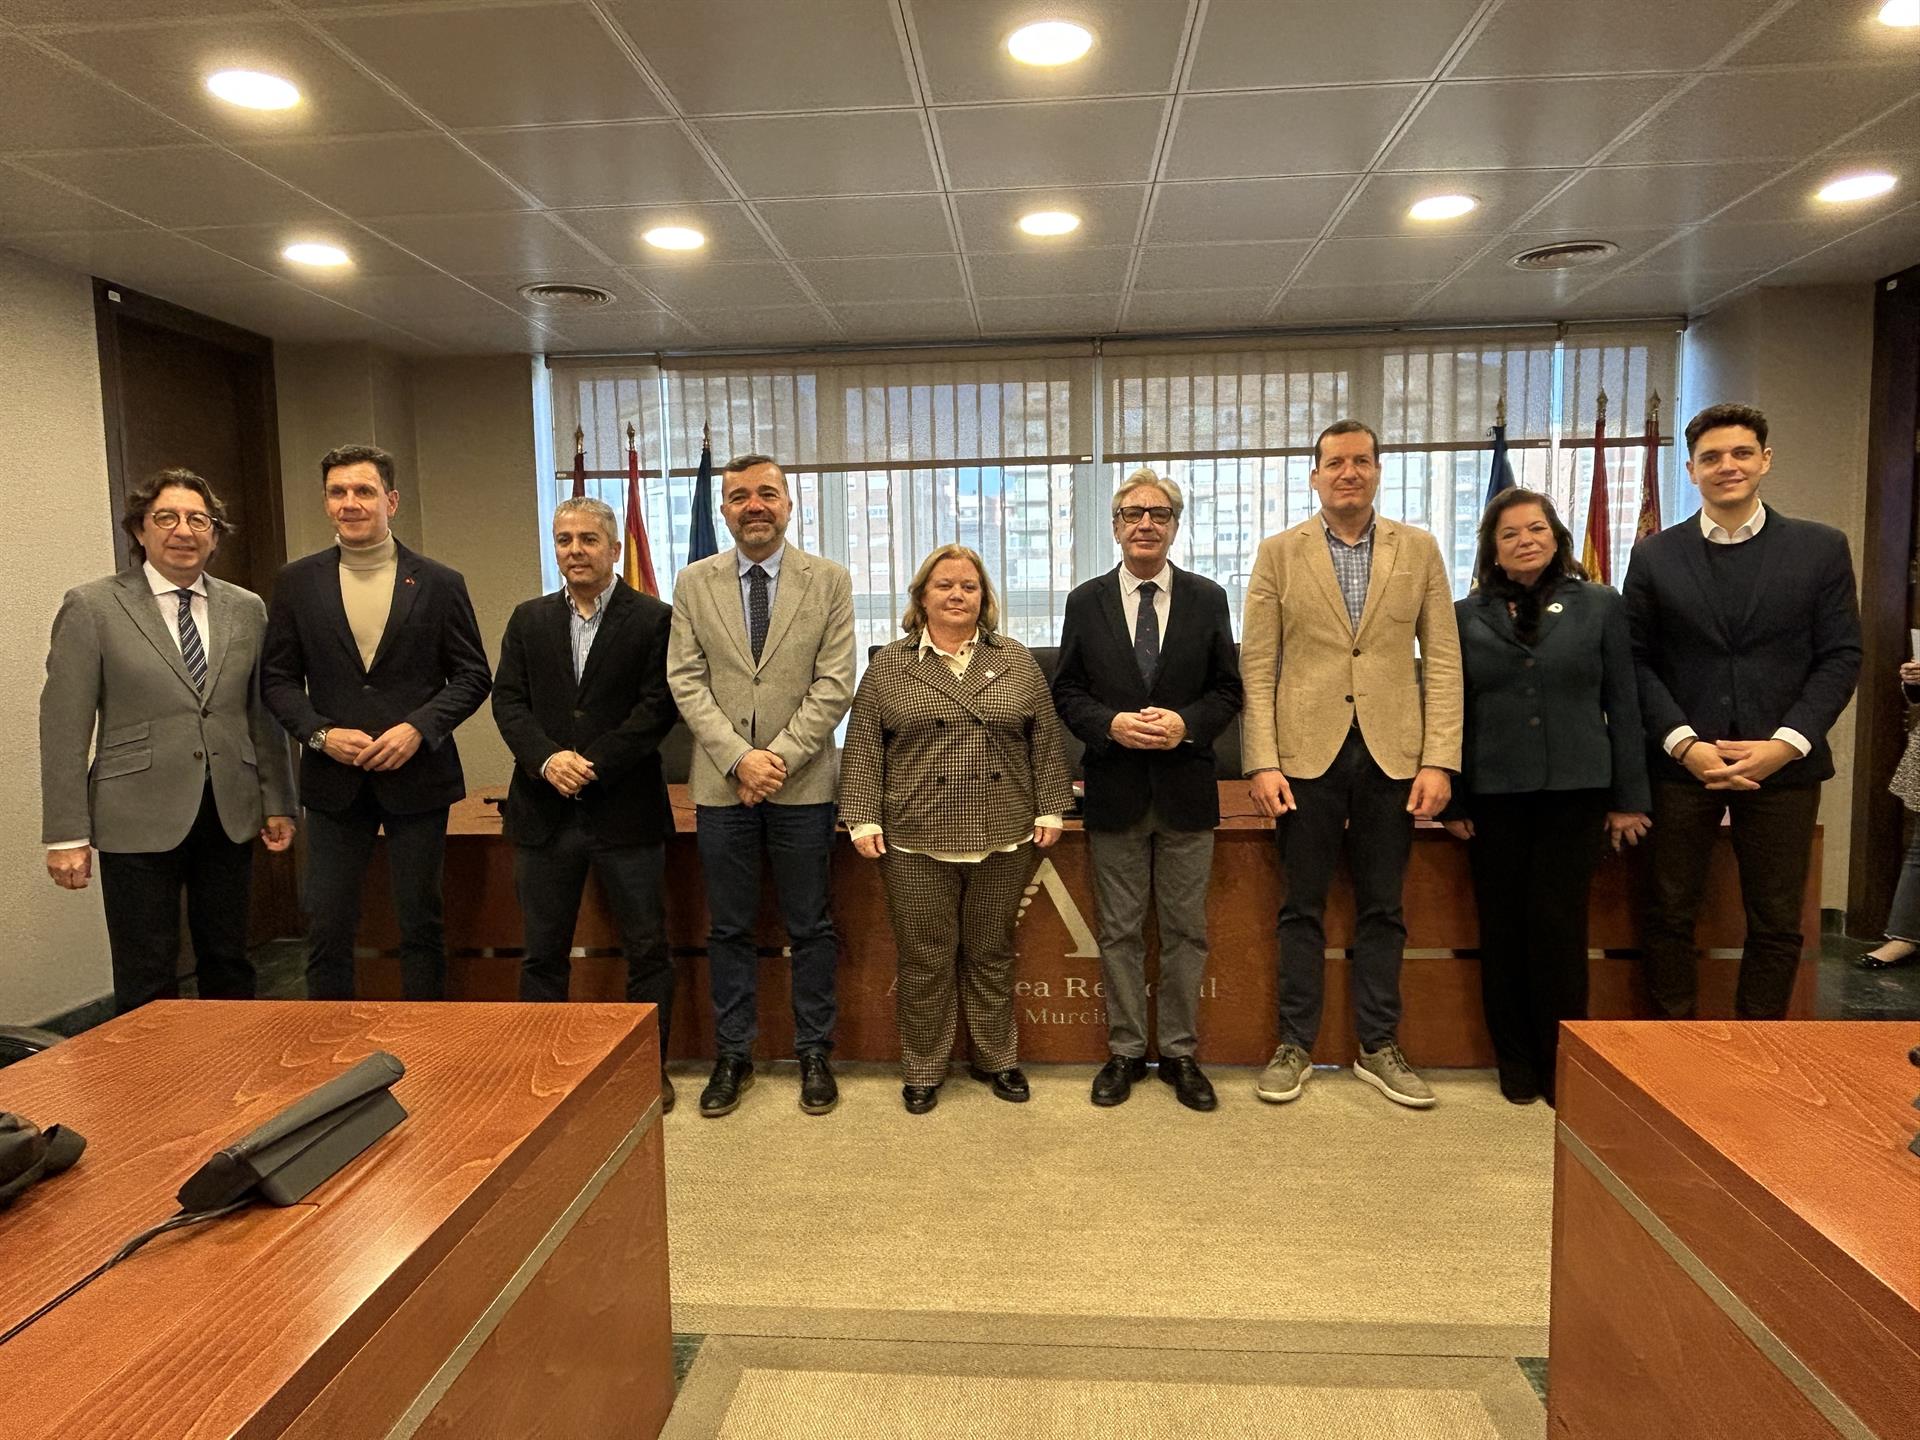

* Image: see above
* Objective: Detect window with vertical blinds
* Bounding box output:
[541,323,1678,651]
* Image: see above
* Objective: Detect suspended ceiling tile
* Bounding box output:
[1764,205,1920,283]
[1563,268,1768,316]
[1331,167,1575,237]
[1627,220,1885,276]
[1276,281,1439,324]
[1451,0,1775,77]
[976,292,1120,334]
[0,162,149,234]
[1186,0,1483,89]
[604,0,915,115]
[1163,87,1422,180]
[10,227,275,287]
[831,298,980,340]
[319,3,667,129]
[906,0,1186,103]
[1295,232,1488,287]
[966,246,1132,298]
[176,221,439,278]
[755,194,957,257]
[1525,163,1774,229]
[697,111,939,198]
[676,305,840,344]
[933,98,1167,190]
[0,0,270,18]
[1418,272,1595,321]
[1144,176,1355,245]
[1121,286,1274,330]
[542,310,706,351]
[950,185,1146,250]
[0,38,196,153]
[366,210,607,274]
[797,254,967,304]
[1609,65,1920,165]
[1726,4,1920,67]
[556,203,776,266]
[236,133,531,216]
[1131,241,1313,292]
[1382,76,1674,171]
[629,261,811,310]
[461,122,730,209]
[41,17,427,142]
[18,146,336,229]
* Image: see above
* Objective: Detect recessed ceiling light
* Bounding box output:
[1878,0,1918,28]
[1816,172,1897,204]
[282,242,350,267]
[1018,210,1081,237]
[206,70,300,111]
[1006,20,1094,66]
[642,225,705,251]
[1408,193,1479,222]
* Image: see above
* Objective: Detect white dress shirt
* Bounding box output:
[1118,561,1172,640]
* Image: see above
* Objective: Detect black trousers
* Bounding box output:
[304,790,449,1001]
[98,780,254,1014]
[1643,779,1820,1020]
[1466,789,1609,1101]
[515,811,674,1056]
[1276,727,1414,1051]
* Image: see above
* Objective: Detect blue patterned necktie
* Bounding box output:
[175,588,207,693]
[747,564,770,663]
[1134,580,1160,684]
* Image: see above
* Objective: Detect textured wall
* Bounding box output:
[1,247,117,1022]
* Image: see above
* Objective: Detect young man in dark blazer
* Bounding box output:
[262,444,491,1002]
[1623,403,1862,1019]
[1052,469,1243,1111]
[492,498,680,1107]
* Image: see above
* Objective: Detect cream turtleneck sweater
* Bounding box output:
[338,533,397,670]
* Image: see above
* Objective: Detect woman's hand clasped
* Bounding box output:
[1606,811,1652,852]
[852,831,886,859]
[1034,824,1062,849]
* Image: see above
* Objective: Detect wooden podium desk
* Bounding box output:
[352,782,1819,1069]
[0,1001,672,1440]
[1550,1021,1920,1439]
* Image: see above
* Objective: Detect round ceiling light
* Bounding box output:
[1006,20,1094,66]
[282,242,350,267]
[642,225,705,251]
[1018,210,1081,237]
[1816,172,1897,204]
[1408,193,1479,222]
[206,70,301,110]
[1878,1,1918,28]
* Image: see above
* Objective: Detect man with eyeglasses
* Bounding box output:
[262,444,491,1002]
[1052,468,1243,1111]
[41,468,297,1013]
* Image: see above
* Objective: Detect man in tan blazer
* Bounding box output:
[667,453,856,1119]
[1240,419,1462,1109]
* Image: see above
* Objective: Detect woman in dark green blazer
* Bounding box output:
[1443,489,1651,1104]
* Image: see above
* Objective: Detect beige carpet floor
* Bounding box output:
[663,1336,1548,1440]
[664,1061,1555,1359]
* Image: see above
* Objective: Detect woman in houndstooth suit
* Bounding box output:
[840,544,1075,1114]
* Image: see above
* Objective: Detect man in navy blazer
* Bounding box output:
[1623,403,1861,1019]
[1052,468,1243,1111]
[492,497,679,1105]
[262,445,491,1002]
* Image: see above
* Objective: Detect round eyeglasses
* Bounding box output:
[148,509,217,534]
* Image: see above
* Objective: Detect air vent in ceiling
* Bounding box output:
[516,281,616,308]
[1508,241,1619,271]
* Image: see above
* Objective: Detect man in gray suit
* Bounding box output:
[41,468,296,1013]
[667,453,855,1118]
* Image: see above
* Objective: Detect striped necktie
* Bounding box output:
[175,588,207,692]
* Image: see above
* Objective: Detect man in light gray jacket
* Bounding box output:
[41,468,296,1013]
[667,453,855,1118]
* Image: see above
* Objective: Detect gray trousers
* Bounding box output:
[1088,804,1215,1059]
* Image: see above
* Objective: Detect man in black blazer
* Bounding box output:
[1053,469,1243,1111]
[1624,403,1861,1019]
[492,498,679,1104]
[262,444,491,1002]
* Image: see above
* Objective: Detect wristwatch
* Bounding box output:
[308,727,330,753]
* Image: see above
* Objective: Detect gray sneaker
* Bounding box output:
[1255,1043,1313,1103]
[1353,1042,1436,1108]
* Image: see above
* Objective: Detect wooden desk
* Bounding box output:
[1550,1022,1920,1439]
[352,782,1820,1068]
[0,1001,672,1440]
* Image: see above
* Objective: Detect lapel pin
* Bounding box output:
[403,576,416,586]
[1547,602,1563,613]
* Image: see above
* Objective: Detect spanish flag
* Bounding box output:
[622,424,660,597]
[1580,392,1611,585]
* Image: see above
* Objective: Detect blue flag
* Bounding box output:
[687,440,718,564]
[1484,421,1515,508]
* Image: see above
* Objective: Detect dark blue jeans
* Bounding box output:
[514,812,673,1054]
[696,800,838,1058]
[304,791,449,1001]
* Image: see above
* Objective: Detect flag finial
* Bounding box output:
[573,425,584,452]
[626,420,636,445]
[1648,390,1661,425]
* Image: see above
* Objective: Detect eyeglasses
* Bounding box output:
[1115,506,1175,526]
[149,509,216,534]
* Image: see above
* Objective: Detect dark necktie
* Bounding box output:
[175,589,207,692]
[1134,580,1160,684]
[747,564,770,663]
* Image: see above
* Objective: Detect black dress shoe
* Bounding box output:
[1498,1067,1540,1105]
[699,1057,754,1117]
[966,1063,1030,1102]
[1091,1054,1149,1107]
[903,1084,940,1114]
[1857,943,1919,970]
[1156,1055,1218,1112]
[799,1052,838,1115]
[661,1072,676,1115]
